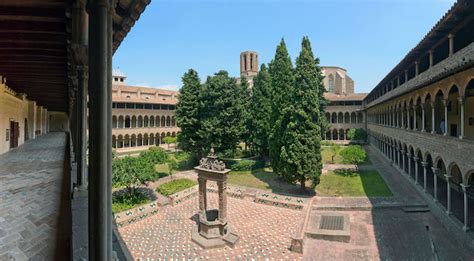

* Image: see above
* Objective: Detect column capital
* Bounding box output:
[461,184,470,191]
[431,167,439,174]
[442,99,449,106]
[413,156,419,162]
[428,49,433,54]
[444,174,452,179]
[448,33,455,39]
[458,96,465,104]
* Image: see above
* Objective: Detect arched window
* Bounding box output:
[328,74,335,93]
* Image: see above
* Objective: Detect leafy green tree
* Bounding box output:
[268,39,295,176]
[198,71,246,155]
[347,128,367,141]
[340,145,367,165]
[277,36,323,190]
[248,64,272,157]
[163,136,177,148]
[168,157,179,179]
[139,146,168,165]
[238,76,251,150]
[112,156,155,196]
[330,146,342,164]
[176,69,203,157]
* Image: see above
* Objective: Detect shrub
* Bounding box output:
[174,151,196,170]
[321,140,336,146]
[112,156,155,196]
[347,128,367,141]
[140,147,169,165]
[227,159,265,171]
[112,190,150,213]
[156,178,197,196]
[340,145,367,165]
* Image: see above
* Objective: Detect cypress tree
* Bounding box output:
[249,64,272,157]
[198,71,246,155]
[238,76,251,149]
[278,36,323,190]
[176,69,203,157]
[268,39,295,176]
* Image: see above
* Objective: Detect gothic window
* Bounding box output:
[328,74,335,93]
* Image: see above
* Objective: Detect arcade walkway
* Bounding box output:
[0,133,70,260]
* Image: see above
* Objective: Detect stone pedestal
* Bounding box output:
[191,152,239,249]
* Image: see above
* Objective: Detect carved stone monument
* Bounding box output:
[191,149,240,248]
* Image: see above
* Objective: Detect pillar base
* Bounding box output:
[459,136,465,140]
[446,210,452,215]
[191,227,239,249]
[462,226,469,232]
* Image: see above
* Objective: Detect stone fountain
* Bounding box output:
[191,149,240,249]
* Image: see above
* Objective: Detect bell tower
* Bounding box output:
[240,51,258,79]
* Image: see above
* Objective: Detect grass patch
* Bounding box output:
[112,190,150,213]
[228,168,276,191]
[321,146,371,165]
[316,169,392,197]
[156,178,197,196]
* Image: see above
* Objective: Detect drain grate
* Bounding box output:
[319,215,344,230]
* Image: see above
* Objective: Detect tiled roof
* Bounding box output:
[324,93,368,101]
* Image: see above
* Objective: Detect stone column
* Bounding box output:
[443,99,448,136]
[413,105,417,131]
[461,184,470,231]
[459,97,465,139]
[198,177,207,215]
[429,50,433,67]
[445,174,452,215]
[217,180,227,223]
[448,33,454,56]
[87,0,112,259]
[422,162,428,192]
[401,109,405,129]
[431,102,436,134]
[415,61,419,76]
[406,107,410,130]
[414,157,419,185]
[407,153,412,176]
[402,150,406,173]
[432,167,439,202]
[421,104,426,132]
[404,70,408,83]
[397,149,401,168]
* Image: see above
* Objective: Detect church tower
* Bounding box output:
[240,51,258,79]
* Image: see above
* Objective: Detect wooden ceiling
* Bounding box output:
[0,0,151,112]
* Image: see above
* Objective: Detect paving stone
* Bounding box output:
[0,133,66,261]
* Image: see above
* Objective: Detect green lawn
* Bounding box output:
[228,168,306,194]
[156,178,197,196]
[321,146,371,165]
[316,170,392,197]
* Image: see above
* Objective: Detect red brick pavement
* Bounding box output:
[118,193,303,260]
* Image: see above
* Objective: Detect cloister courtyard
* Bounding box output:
[107,141,473,260]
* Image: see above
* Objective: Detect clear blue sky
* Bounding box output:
[113,0,456,93]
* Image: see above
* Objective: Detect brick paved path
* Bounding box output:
[304,145,473,260]
[119,193,303,260]
[0,133,67,261]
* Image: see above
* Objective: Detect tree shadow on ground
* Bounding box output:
[251,168,315,198]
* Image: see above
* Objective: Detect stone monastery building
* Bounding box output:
[0,0,472,259]
[111,69,179,152]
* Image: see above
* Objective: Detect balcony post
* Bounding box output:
[87,0,113,259]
